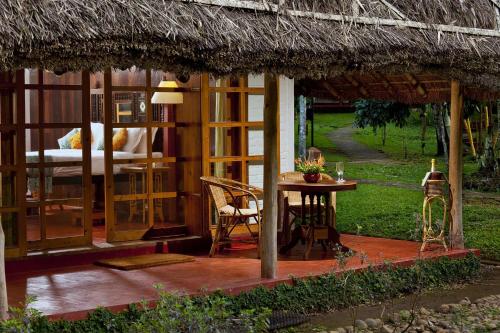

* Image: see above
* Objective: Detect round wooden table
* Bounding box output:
[277,179,357,259]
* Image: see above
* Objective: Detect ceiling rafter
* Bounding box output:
[344,75,369,98]
[378,0,407,20]
[404,73,428,97]
[322,81,343,99]
[372,72,397,96]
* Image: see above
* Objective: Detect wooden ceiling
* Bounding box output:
[298,73,500,104]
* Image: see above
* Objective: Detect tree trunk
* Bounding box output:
[434,104,445,156]
[382,125,387,146]
[439,105,449,166]
[420,107,428,155]
[0,221,8,320]
[298,95,307,159]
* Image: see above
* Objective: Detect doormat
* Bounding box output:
[95,253,195,271]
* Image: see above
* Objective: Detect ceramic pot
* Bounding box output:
[303,173,321,183]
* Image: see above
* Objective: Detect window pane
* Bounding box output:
[210,127,241,157]
[210,161,242,181]
[43,71,81,85]
[209,92,242,122]
[247,94,264,121]
[1,212,18,247]
[0,172,16,207]
[112,68,146,87]
[43,90,82,123]
[0,131,17,165]
[248,127,263,156]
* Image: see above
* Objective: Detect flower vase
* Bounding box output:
[303,173,321,183]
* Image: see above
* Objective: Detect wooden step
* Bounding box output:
[6,235,207,275]
[142,225,189,240]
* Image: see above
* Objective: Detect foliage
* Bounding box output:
[217,254,480,315]
[295,155,325,174]
[353,100,411,145]
[1,255,481,333]
[2,290,270,333]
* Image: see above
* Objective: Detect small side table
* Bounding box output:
[120,165,169,223]
[277,179,357,259]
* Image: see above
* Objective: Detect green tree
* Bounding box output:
[353,99,411,146]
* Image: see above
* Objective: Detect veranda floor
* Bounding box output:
[6,234,475,320]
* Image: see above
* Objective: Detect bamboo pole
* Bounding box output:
[449,80,464,249]
[261,73,278,279]
[464,118,476,158]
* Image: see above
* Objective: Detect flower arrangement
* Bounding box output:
[295,155,326,183]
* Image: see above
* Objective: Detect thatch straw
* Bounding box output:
[0,0,498,91]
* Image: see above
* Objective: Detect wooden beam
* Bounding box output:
[404,73,427,97]
[261,72,278,279]
[449,80,464,249]
[344,75,369,97]
[183,0,500,38]
[378,0,407,20]
[373,72,396,96]
[321,81,342,99]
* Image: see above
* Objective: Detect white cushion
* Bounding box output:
[121,127,143,153]
[90,122,104,150]
[219,205,261,216]
[135,127,158,154]
[57,128,78,149]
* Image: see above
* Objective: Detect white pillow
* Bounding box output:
[90,122,104,150]
[121,127,144,153]
[135,128,158,154]
[57,128,79,149]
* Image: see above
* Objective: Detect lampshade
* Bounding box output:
[151,81,184,104]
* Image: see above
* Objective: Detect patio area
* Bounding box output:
[6,234,476,321]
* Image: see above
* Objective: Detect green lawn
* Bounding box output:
[336,184,500,261]
[298,112,500,261]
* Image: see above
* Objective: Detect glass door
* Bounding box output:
[104,68,178,242]
[24,69,92,250]
[0,71,26,257]
[201,74,267,229]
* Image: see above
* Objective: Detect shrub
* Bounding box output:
[0,254,480,333]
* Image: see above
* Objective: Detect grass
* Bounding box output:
[335,184,500,260]
[299,111,500,261]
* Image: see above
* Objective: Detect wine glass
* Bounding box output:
[335,162,345,182]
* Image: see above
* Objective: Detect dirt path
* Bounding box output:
[327,126,388,162]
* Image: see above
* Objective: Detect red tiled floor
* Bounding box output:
[6,235,476,320]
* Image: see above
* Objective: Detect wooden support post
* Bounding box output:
[449,80,464,249]
[261,73,278,279]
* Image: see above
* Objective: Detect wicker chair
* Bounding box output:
[279,171,337,248]
[201,176,263,257]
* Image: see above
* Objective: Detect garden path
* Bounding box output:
[326,125,388,162]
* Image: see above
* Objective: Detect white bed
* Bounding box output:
[26,149,163,177]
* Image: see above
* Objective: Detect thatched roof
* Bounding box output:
[1,0,499,101]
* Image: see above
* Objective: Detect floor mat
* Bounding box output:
[95,253,195,270]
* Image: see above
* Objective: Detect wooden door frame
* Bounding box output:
[24,70,93,250]
[104,69,177,242]
[200,73,281,231]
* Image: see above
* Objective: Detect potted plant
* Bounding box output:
[295,155,326,183]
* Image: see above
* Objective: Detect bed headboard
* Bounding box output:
[90,89,163,151]
[90,89,162,123]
